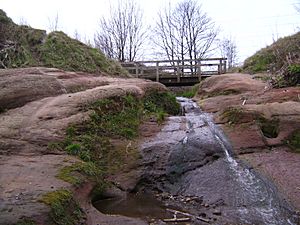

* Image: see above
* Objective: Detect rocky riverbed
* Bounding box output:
[1,69,299,225]
[95,97,298,224]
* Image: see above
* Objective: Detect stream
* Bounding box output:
[94,97,298,224]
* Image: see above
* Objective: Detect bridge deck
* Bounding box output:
[121,58,227,86]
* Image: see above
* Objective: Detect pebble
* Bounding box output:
[212,210,222,216]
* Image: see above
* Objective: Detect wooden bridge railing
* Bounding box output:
[121,58,227,84]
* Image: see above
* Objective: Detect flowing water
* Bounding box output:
[177,97,296,225]
[94,97,298,224]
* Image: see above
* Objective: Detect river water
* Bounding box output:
[94,97,298,224]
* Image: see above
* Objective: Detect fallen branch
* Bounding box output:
[166,208,192,217]
[163,217,191,222]
[166,208,210,223]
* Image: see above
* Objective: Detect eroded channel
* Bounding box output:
[94,97,298,224]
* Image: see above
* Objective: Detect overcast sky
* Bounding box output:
[0,0,299,63]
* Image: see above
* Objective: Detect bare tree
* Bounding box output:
[48,12,59,32]
[73,30,81,41]
[295,1,300,13]
[94,0,146,62]
[18,17,29,26]
[152,4,177,64]
[219,37,238,69]
[152,0,218,63]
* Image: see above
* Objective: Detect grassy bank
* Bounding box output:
[0,9,127,76]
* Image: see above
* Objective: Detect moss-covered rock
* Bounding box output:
[50,92,179,195]
[40,189,85,225]
[286,130,300,153]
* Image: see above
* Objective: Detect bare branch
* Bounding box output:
[48,12,59,32]
[218,36,238,69]
[94,0,146,62]
[152,0,218,65]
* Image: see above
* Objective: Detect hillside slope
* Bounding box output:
[243,32,300,87]
[0,9,126,76]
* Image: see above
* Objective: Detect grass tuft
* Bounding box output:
[221,107,244,125]
[180,84,200,98]
[286,130,300,153]
[257,117,279,138]
[15,219,37,225]
[40,189,84,225]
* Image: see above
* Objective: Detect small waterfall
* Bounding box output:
[177,97,296,225]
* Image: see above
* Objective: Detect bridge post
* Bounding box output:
[197,59,202,81]
[223,60,227,73]
[176,60,180,83]
[135,63,139,77]
[156,62,159,82]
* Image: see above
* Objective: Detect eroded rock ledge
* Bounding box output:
[0,67,166,225]
[195,73,300,210]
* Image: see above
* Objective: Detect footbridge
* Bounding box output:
[121,58,227,86]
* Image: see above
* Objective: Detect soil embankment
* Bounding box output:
[195,73,300,211]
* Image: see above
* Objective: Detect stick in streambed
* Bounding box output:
[166,208,210,223]
[163,217,191,222]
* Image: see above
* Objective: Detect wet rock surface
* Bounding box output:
[195,73,300,212]
[131,97,298,225]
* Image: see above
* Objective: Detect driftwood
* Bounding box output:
[163,217,191,222]
[166,208,210,223]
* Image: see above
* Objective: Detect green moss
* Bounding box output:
[87,96,143,139]
[286,130,300,152]
[257,117,279,138]
[15,219,37,225]
[41,189,72,205]
[180,84,200,98]
[221,107,245,125]
[52,93,179,192]
[143,92,180,115]
[57,163,84,185]
[40,189,84,225]
[57,162,104,185]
